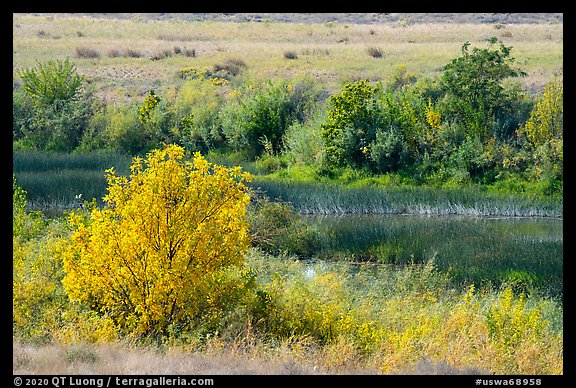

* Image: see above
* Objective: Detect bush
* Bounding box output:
[172,78,225,153]
[59,145,254,338]
[18,58,84,109]
[247,194,320,257]
[15,94,92,152]
[321,79,383,168]
[102,103,150,154]
[12,88,34,141]
[213,57,247,78]
[368,127,412,173]
[439,39,526,140]
[283,51,298,60]
[15,59,91,151]
[367,47,384,58]
[283,109,327,166]
[221,79,305,159]
[75,46,100,58]
[509,77,562,184]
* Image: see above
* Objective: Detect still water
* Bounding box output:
[301,214,563,297]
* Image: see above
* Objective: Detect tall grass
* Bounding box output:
[13,150,132,209]
[13,150,132,173]
[302,214,563,298]
[253,178,563,218]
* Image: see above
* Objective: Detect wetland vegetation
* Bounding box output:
[13,13,563,376]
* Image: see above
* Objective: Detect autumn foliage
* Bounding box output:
[60,144,253,337]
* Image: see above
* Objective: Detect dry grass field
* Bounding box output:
[13,339,487,375]
[13,13,563,103]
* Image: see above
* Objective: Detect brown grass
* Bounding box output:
[13,14,562,103]
[13,338,489,375]
[13,340,324,375]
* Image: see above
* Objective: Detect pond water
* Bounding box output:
[301,214,563,297]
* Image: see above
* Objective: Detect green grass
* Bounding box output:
[253,177,563,218]
[13,150,132,209]
[13,149,132,173]
[301,214,563,298]
[15,149,563,218]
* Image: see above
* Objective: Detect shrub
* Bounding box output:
[13,88,34,141]
[18,58,84,110]
[172,78,225,153]
[283,109,327,166]
[221,80,300,158]
[517,77,563,148]
[150,48,173,61]
[367,47,384,58]
[213,57,247,78]
[439,38,526,140]
[247,194,319,257]
[106,48,122,58]
[13,176,45,241]
[368,127,412,173]
[74,46,100,58]
[124,48,143,58]
[389,64,417,90]
[102,103,150,154]
[182,48,196,57]
[59,145,254,338]
[283,51,298,60]
[321,79,383,168]
[15,59,91,151]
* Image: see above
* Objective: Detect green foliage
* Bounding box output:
[368,127,412,173]
[247,194,319,257]
[221,81,288,158]
[138,90,161,125]
[13,175,45,241]
[10,40,562,195]
[12,88,34,141]
[14,59,92,152]
[450,136,492,183]
[321,79,383,168]
[389,64,417,90]
[18,58,84,110]
[283,108,327,166]
[103,103,150,154]
[439,39,526,139]
[173,78,225,153]
[221,79,319,159]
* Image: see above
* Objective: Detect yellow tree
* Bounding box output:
[60,144,253,337]
[517,77,563,181]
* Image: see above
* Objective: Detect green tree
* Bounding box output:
[15,59,90,151]
[321,79,383,168]
[18,58,84,111]
[440,38,526,139]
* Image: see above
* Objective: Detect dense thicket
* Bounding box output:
[13,39,562,194]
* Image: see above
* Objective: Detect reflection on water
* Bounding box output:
[301,214,563,297]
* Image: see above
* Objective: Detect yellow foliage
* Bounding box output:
[60,144,253,337]
[518,77,563,148]
[425,98,442,131]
